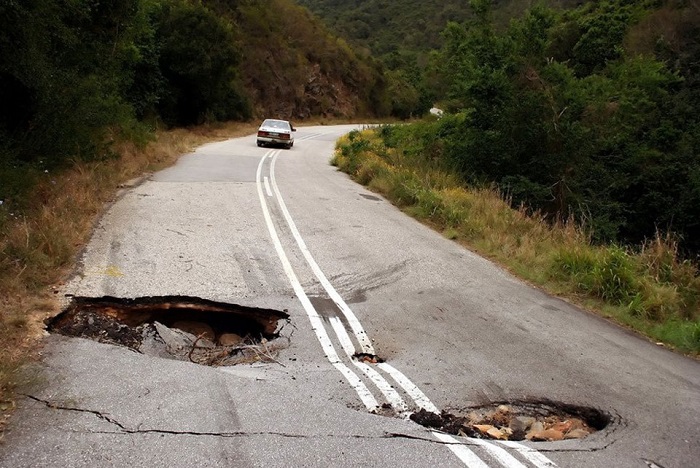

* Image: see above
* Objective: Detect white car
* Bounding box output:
[256,119,296,149]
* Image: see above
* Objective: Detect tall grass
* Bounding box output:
[0,122,258,416]
[332,129,700,355]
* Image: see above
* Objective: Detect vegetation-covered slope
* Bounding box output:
[0,0,392,211]
[303,0,700,255]
[231,0,390,119]
[297,1,584,61]
[298,0,590,117]
[428,0,700,254]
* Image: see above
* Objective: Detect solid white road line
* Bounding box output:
[432,431,491,468]
[270,153,376,355]
[329,317,409,414]
[469,438,528,468]
[266,152,494,467]
[256,152,379,412]
[497,441,559,468]
[264,148,559,468]
[377,362,440,414]
[327,316,357,357]
[263,177,273,197]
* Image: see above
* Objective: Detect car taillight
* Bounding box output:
[280,134,290,140]
[257,131,267,137]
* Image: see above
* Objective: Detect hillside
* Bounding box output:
[297,0,586,64]
[230,0,389,119]
[296,0,590,117]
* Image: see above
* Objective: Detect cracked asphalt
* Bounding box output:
[0,125,698,468]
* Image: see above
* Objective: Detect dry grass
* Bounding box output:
[0,121,258,424]
[333,130,700,355]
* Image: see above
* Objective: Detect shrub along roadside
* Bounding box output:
[0,122,257,422]
[332,129,700,355]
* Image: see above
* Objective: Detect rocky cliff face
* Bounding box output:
[234,0,384,120]
[243,61,359,120]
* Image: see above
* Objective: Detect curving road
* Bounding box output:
[1,125,698,468]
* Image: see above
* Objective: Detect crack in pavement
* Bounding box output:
[532,441,617,453]
[24,395,420,441]
[25,394,128,431]
[25,395,615,453]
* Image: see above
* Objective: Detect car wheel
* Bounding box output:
[286,143,292,149]
[257,141,263,147]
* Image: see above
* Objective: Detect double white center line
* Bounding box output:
[255,148,557,468]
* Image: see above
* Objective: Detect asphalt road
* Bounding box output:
[1,125,698,468]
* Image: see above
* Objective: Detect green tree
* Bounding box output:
[156,0,250,125]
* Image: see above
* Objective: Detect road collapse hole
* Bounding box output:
[47,296,290,366]
[410,399,611,442]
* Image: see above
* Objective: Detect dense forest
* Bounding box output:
[298,0,587,117]
[0,0,394,210]
[309,0,700,256]
[431,0,700,255]
[298,0,584,57]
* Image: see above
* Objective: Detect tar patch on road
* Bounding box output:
[353,352,385,364]
[48,296,291,366]
[411,399,612,442]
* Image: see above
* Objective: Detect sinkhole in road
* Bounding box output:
[410,399,612,442]
[48,296,291,366]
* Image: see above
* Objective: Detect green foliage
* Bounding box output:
[299,0,587,117]
[0,0,146,169]
[557,246,640,303]
[156,0,250,125]
[385,70,423,119]
[392,0,700,257]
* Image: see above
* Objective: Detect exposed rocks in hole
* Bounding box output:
[218,333,244,347]
[147,322,290,366]
[171,321,215,342]
[48,296,291,367]
[410,400,610,442]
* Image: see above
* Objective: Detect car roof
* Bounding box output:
[262,119,290,127]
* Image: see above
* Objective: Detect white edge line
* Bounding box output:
[270,153,375,354]
[256,153,378,412]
